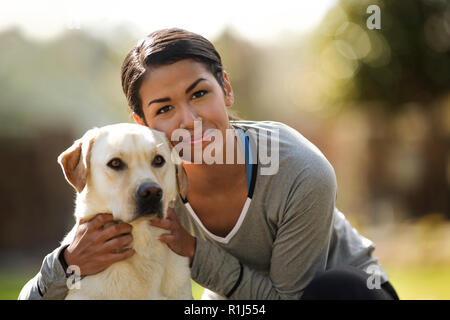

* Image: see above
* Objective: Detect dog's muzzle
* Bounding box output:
[135,181,163,219]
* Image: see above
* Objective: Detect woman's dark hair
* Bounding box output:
[121,28,239,121]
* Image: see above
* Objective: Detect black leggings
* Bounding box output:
[301,266,400,300]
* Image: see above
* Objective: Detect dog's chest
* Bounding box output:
[65,225,190,300]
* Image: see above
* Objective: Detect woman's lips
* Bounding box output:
[189,130,213,145]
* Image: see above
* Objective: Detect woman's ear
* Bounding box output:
[222,71,234,107]
[133,112,147,126]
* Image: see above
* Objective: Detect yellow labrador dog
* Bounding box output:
[58,123,192,300]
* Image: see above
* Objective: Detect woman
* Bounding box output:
[19,28,399,300]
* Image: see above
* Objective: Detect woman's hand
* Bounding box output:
[149,208,196,266]
[63,214,135,276]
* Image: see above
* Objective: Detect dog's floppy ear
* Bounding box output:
[176,163,189,199]
[155,129,189,199]
[57,129,98,193]
[164,134,189,199]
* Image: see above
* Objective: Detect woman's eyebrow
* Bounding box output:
[185,78,206,94]
[148,97,170,106]
[147,78,207,107]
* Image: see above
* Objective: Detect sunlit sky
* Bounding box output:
[0,0,337,42]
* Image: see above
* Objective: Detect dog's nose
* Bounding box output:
[136,182,163,203]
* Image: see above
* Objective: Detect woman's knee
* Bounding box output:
[301,266,391,300]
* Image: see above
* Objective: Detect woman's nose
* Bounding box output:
[179,105,201,129]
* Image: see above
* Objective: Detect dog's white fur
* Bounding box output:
[58,123,192,300]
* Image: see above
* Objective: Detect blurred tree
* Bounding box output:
[213,28,265,120]
[0,28,132,138]
[347,0,449,108]
[311,0,450,219]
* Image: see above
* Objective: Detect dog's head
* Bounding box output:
[57,123,188,222]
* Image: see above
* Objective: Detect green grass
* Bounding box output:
[0,272,204,300]
[2,264,449,300]
[0,273,33,300]
[384,265,450,300]
[191,281,205,300]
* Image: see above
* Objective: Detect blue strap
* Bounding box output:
[236,129,253,194]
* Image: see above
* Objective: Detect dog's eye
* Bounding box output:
[152,155,165,167]
[107,158,125,170]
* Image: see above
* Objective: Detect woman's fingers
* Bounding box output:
[149,217,172,230]
[102,233,133,253]
[150,207,179,229]
[159,233,176,244]
[166,207,177,220]
[64,213,136,276]
[97,222,133,243]
[85,213,114,229]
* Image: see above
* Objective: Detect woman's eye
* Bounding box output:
[192,90,208,99]
[107,158,125,170]
[152,155,165,167]
[156,105,173,115]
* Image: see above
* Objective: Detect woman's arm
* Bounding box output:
[155,159,337,299]
[18,214,135,300]
[192,161,336,299]
[18,245,70,300]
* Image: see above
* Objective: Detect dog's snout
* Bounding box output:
[135,182,163,220]
[137,182,162,202]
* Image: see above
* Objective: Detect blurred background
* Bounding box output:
[0,0,449,299]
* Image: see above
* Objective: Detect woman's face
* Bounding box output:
[134,59,234,156]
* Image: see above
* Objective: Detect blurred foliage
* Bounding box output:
[305,0,450,220]
[309,0,450,112]
[214,28,264,120]
[0,27,134,138]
